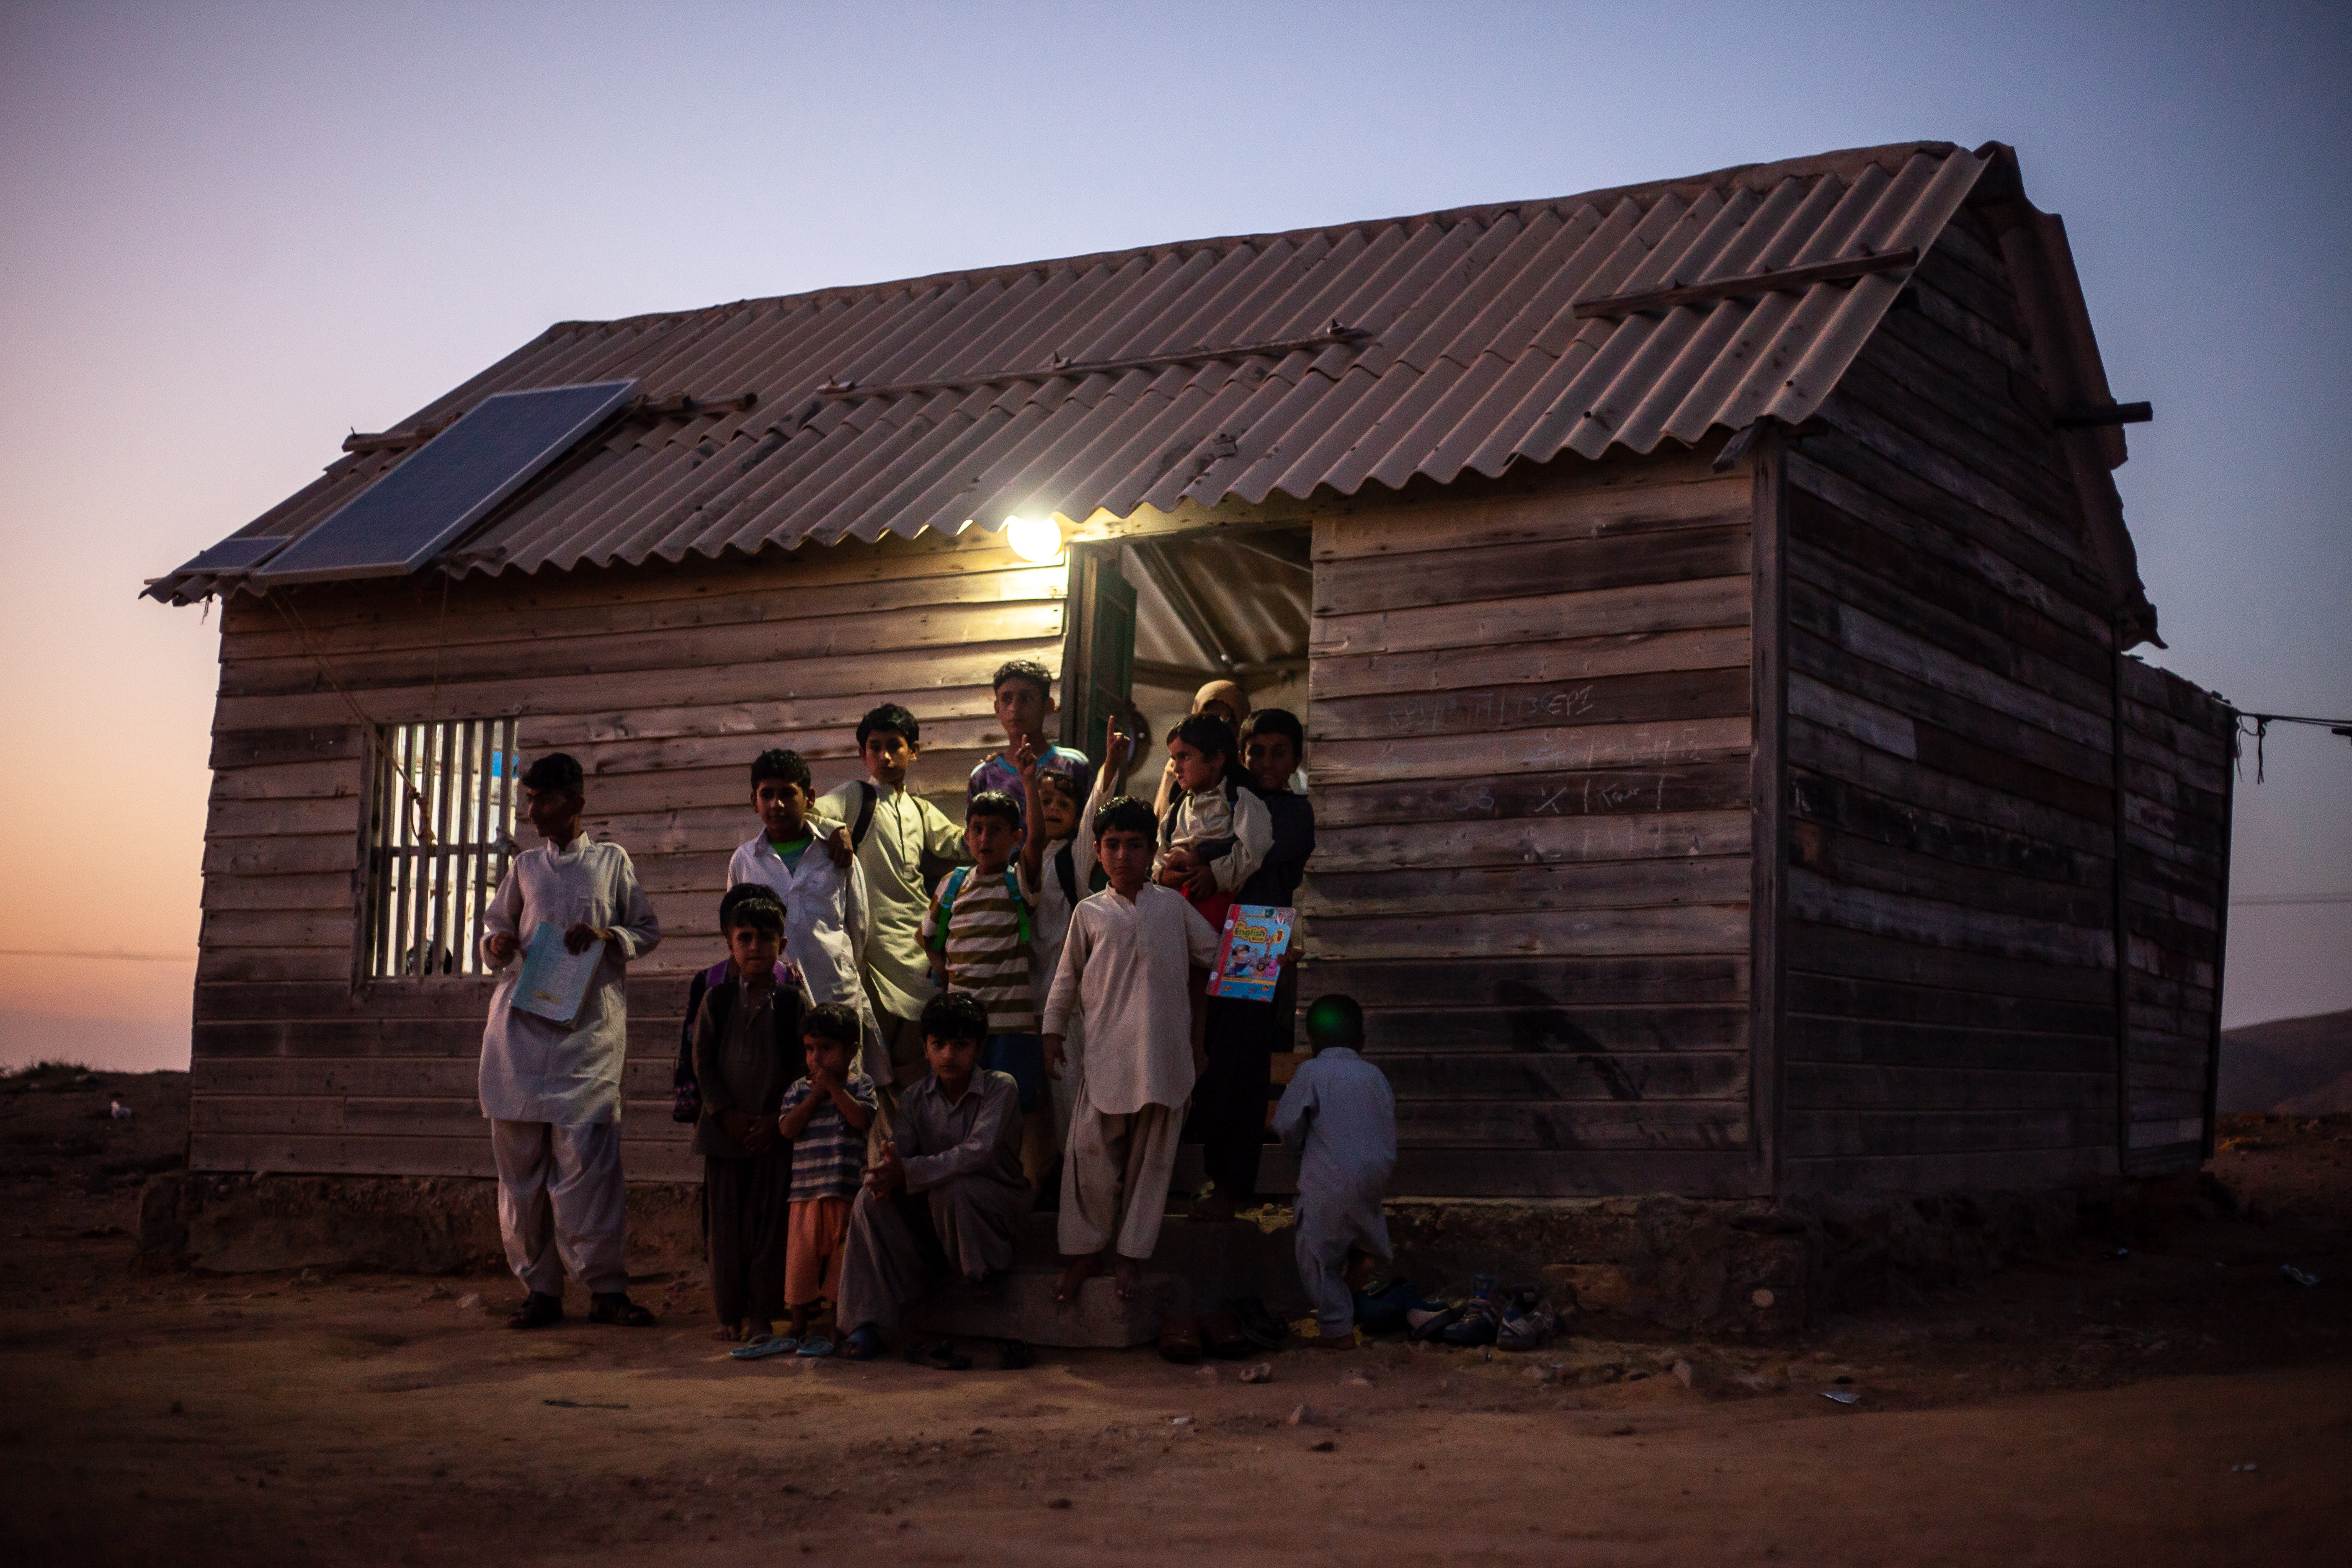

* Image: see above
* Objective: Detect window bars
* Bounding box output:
[361,718,520,979]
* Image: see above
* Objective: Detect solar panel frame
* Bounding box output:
[253,379,640,584]
[170,536,289,575]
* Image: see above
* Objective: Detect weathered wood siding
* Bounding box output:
[2116,657,2233,1174]
[190,532,1061,1179]
[1778,209,2128,1194]
[1304,454,1756,1197]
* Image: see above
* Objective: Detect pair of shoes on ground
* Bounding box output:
[1351,1279,1446,1338]
[730,1332,833,1360]
[1400,1277,1550,1351]
[507,1291,657,1331]
[901,1338,1033,1372]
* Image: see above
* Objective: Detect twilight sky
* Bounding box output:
[1,1,2346,1071]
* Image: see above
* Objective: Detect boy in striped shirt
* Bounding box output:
[923,762,1052,1186]
[773,1003,878,1354]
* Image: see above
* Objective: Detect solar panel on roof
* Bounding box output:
[253,380,638,583]
[171,536,288,575]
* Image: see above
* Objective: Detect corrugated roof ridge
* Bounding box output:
[543,141,1965,339]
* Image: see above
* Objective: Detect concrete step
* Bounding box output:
[905,1267,1181,1349]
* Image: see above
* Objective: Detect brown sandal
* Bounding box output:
[1198,1309,1251,1359]
[1157,1313,1202,1364]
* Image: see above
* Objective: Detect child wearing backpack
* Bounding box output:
[922,756,1052,1186]
[1153,712,1271,932]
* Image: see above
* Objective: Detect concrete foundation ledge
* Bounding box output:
[139,1172,2145,1336]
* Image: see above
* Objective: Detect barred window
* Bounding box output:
[362,718,521,979]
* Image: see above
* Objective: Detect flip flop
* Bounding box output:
[507,1292,563,1331]
[588,1294,657,1327]
[834,1326,884,1361]
[794,1337,835,1358]
[730,1334,799,1360]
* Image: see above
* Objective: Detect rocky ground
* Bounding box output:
[2,1069,2347,1565]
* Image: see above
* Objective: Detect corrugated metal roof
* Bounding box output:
[156,140,2003,601]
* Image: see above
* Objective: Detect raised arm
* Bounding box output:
[1014,738,1048,889]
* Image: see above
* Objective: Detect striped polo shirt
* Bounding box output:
[923,867,1035,1034]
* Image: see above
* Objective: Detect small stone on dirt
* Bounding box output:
[1238,1362,1273,1384]
[1309,1439,1335,1452]
[1046,1498,1073,1510]
[456,1293,484,1310]
[1751,1288,1775,1308]
[1672,1359,1695,1389]
[1286,1402,1316,1427]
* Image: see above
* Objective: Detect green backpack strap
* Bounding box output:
[927,866,970,954]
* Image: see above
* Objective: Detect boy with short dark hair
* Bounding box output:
[1154,713,1271,931]
[832,990,1033,1360]
[728,748,879,1076]
[1022,720,1131,1161]
[968,658,1091,825]
[1043,795,1222,1303]
[771,1002,878,1354]
[1272,994,1396,1349]
[818,704,968,1094]
[479,752,663,1331]
[694,889,815,1346]
[923,772,1053,1185]
[1189,707,1318,1219]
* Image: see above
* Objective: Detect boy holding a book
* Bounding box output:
[477,752,663,1331]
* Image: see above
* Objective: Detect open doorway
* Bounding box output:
[1060,525,1313,789]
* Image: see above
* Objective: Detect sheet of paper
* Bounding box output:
[511,920,605,1023]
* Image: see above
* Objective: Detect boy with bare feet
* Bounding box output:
[692,889,814,1346]
[1042,797,1220,1303]
[769,1003,877,1355]
[1273,994,1396,1349]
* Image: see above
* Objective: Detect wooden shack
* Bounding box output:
[149,139,2235,1201]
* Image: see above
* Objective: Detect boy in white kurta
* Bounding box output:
[1021,721,1130,1153]
[727,748,881,1078]
[1272,993,1397,1348]
[479,753,663,1330]
[1042,796,1220,1301]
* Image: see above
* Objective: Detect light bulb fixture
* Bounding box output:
[1004,514,1064,563]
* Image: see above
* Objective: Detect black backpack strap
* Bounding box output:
[1055,841,1079,908]
[851,781,877,851]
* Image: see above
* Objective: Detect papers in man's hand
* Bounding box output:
[512,921,604,1023]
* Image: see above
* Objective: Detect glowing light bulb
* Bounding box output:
[1005,514,1063,563]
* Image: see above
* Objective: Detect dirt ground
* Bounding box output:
[3,1070,2347,1566]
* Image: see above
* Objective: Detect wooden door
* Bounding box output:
[1060,544,1137,761]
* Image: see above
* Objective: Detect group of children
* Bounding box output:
[472,658,1399,1358]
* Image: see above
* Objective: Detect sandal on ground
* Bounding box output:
[1157,1314,1202,1365]
[903,1339,972,1371]
[1230,1296,1286,1350]
[1198,1309,1252,1359]
[730,1333,799,1360]
[997,1338,1034,1371]
[834,1326,884,1362]
[588,1293,658,1327]
[507,1291,563,1331]
[794,1337,835,1358]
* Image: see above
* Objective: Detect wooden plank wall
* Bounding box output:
[191,531,1060,1180]
[1303,453,1757,1198]
[2116,658,2233,1174]
[1778,206,2128,1194]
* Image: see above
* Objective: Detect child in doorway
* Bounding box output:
[727,749,880,1078]
[478,751,663,1331]
[1272,994,1396,1349]
[923,772,1053,1185]
[1043,796,1222,1303]
[1153,712,1271,931]
[1189,707,1318,1220]
[771,1002,878,1355]
[833,991,1034,1361]
[816,704,969,1096]
[691,888,814,1346]
[968,658,1092,827]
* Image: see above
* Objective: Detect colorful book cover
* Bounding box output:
[1208,904,1294,1001]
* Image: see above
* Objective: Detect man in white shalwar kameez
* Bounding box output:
[1042,796,1220,1302]
[479,753,663,1330]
